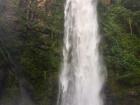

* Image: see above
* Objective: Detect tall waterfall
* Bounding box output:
[58,0,106,105]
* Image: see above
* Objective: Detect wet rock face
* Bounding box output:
[0,1,35,105]
[0,0,17,39]
[0,70,7,99]
[0,0,16,21]
[104,85,140,105]
[0,0,6,14]
[100,0,112,5]
[103,85,118,105]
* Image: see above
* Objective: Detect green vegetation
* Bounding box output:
[99,0,140,104]
[0,0,139,105]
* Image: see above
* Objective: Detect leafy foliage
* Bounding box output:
[0,0,139,105]
[99,1,140,103]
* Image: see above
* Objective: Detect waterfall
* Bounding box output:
[58,0,106,105]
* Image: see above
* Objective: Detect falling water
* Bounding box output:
[58,0,106,105]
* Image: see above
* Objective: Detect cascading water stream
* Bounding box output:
[58,0,106,105]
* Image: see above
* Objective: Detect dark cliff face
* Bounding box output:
[104,86,140,105]
[100,0,112,5]
[0,0,18,43]
[0,0,6,14]
[0,1,35,105]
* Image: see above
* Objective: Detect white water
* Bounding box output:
[58,0,106,105]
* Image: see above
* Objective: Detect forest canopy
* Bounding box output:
[0,0,139,105]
